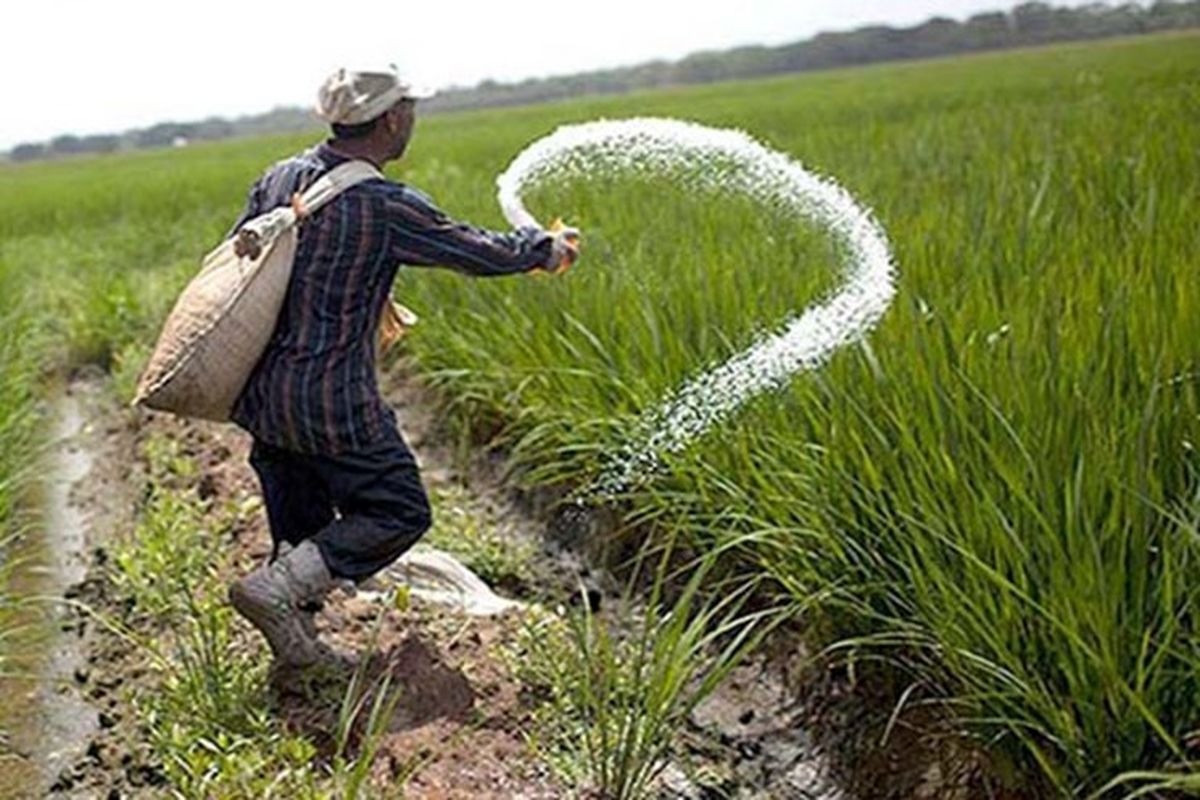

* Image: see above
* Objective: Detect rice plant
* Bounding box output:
[515,536,791,798]
[396,33,1200,794]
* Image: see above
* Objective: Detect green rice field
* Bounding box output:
[1,30,1198,797]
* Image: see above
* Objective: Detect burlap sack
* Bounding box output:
[133,160,382,421]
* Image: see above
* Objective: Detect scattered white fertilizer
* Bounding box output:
[497,118,897,496]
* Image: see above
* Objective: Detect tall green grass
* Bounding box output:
[0,30,1196,795]
[0,284,44,697]
[400,34,1200,794]
[0,308,40,532]
[515,539,789,798]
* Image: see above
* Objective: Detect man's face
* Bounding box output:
[384,99,417,161]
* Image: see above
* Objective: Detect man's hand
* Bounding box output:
[378,300,419,354]
[542,218,581,275]
[233,228,263,260]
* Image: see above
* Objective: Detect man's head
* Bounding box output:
[317,67,432,162]
[329,98,417,160]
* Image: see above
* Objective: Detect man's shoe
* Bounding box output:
[229,540,335,667]
[276,541,324,639]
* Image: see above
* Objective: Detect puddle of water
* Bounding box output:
[0,391,98,796]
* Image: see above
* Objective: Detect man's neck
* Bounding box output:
[325,138,388,169]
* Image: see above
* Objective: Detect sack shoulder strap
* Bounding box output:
[294,160,384,219]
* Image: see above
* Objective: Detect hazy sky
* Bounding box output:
[3,0,1043,149]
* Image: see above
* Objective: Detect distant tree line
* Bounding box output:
[422,0,1199,112]
[5,1,1197,163]
[5,108,317,163]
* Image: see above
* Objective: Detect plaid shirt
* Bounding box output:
[229,142,552,455]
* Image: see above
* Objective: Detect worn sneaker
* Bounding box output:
[229,540,335,667]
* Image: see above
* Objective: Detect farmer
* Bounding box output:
[226,67,578,667]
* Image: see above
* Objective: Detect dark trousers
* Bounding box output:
[248,435,432,581]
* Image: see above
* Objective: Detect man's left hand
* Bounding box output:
[542,218,581,275]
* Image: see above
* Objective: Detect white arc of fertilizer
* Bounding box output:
[497,117,897,496]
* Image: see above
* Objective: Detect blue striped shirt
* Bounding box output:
[229,142,552,454]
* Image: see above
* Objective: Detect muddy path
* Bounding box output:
[12,367,868,799]
[0,378,126,798]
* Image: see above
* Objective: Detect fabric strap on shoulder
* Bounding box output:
[292,160,384,220]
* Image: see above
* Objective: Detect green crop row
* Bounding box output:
[399,33,1200,796]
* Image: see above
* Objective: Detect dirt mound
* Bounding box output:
[271,616,561,799]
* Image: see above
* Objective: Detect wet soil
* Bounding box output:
[44,382,571,799]
[0,378,130,798]
[11,365,997,799]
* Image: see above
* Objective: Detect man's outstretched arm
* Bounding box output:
[383,184,559,276]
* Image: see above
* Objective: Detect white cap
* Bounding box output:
[316,66,434,125]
